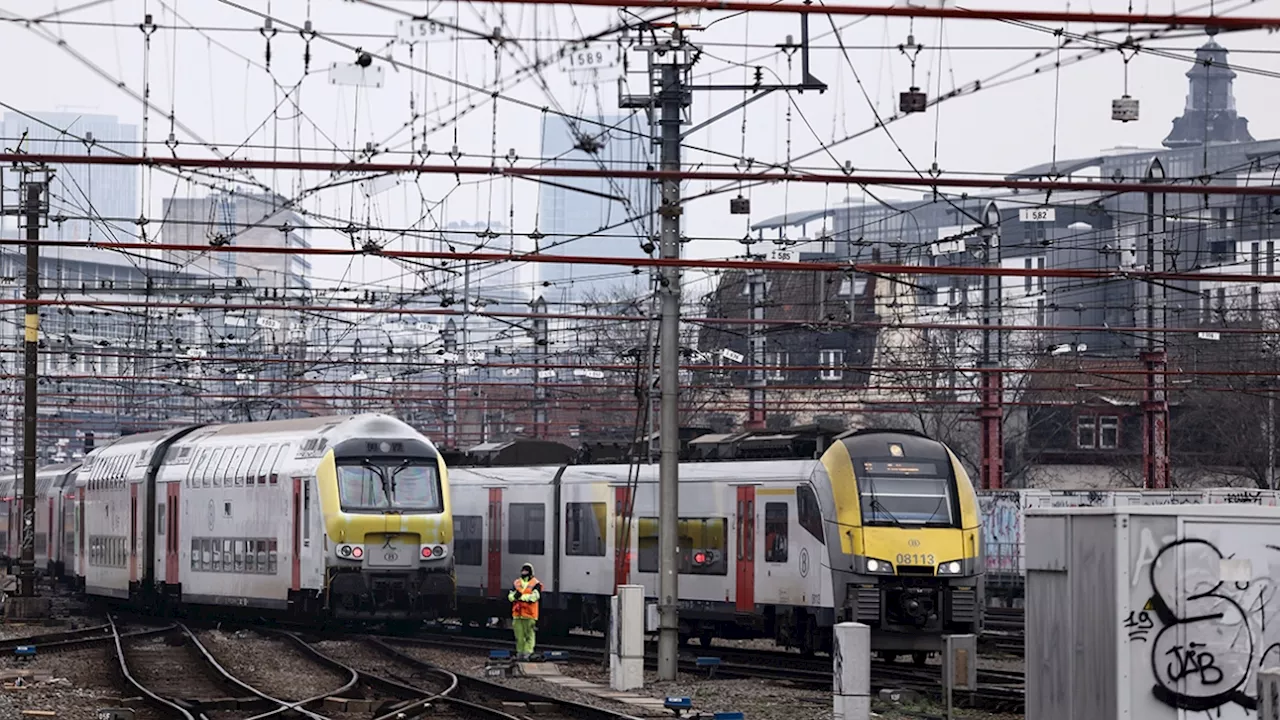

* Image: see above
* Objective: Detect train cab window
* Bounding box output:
[565,502,607,557]
[796,485,825,543]
[764,503,788,563]
[637,517,728,575]
[453,515,483,566]
[857,460,955,526]
[336,462,442,511]
[508,503,546,556]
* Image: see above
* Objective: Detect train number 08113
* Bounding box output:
[895,553,935,566]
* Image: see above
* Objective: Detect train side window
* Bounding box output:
[637,517,729,575]
[508,503,545,556]
[269,445,287,485]
[453,515,483,566]
[234,540,245,572]
[268,539,278,574]
[565,502,606,557]
[191,538,199,570]
[637,518,659,573]
[224,447,245,488]
[247,446,268,485]
[764,503,788,563]
[204,449,222,488]
[796,485,825,544]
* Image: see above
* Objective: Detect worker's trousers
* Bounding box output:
[513,617,537,657]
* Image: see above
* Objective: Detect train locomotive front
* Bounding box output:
[815,429,984,655]
[313,419,455,620]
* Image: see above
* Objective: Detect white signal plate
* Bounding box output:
[1198,331,1221,341]
[395,17,455,43]
[558,44,618,75]
[720,349,745,363]
[329,62,385,88]
[537,369,556,379]
[1019,207,1056,223]
[502,368,522,377]
[767,249,795,262]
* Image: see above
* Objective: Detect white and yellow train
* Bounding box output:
[0,414,455,621]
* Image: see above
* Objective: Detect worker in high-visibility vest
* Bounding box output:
[508,562,542,660]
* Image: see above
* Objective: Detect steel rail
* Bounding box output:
[0,153,1277,196]
[368,637,640,720]
[179,624,337,720]
[108,615,197,720]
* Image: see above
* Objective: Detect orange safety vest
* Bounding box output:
[511,576,542,620]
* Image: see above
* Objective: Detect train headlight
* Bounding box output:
[937,560,963,575]
[864,558,894,574]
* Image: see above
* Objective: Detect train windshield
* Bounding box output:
[856,460,955,527]
[336,460,443,512]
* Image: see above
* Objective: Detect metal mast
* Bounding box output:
[621,26,693,682]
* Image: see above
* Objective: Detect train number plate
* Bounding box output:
[368,536,414,568]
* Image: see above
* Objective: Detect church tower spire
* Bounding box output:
[1162,28,1254,149]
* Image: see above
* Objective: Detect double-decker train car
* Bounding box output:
[74,413,454,621]
[0,462,81,578]
[450,428,983,657]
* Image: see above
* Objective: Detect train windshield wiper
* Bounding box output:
[360,459,393,509]
[869,497,904,525]
[387,459,412,500]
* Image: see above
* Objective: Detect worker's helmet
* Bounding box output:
[521,562,535,575]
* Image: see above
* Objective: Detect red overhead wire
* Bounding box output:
[0,153,1276,196]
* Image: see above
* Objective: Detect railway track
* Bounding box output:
[110,617,359,720]
[296,632,640,720]
[394,626,1026,714]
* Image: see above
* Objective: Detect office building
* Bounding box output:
[0,111,138,241]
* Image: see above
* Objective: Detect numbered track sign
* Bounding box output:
[395,17,455,43]
[1018,207,1056,223]
[559,44,618,75]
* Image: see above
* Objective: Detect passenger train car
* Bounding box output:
[0,462,81,579]
[9,413,453,621]
[449,429,983,656]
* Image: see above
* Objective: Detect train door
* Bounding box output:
[47,497,55,571]
[291,477,302,591]
[487,488,503,598]
[165,483,180,584]
[614,486,633,591]
[77,487,85,577]
[129,483,138,583]
[735,485,755,613]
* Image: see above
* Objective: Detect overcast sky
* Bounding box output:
[2,0,1278,304]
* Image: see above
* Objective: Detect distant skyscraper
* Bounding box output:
[1,112,138,241]
[536,113,651,306]
[160,189,311,290]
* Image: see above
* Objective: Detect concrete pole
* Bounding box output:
[18,179,42,599]
[656,44,687,682]
[610,584,645,691]
[833,622,870,720]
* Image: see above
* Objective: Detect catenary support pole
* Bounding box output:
[978,202,1003,490]
[1142,158,1170,489]
[19,179,42,598]
[656,35,691,683]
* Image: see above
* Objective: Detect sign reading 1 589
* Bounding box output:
[559,44,617,74]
